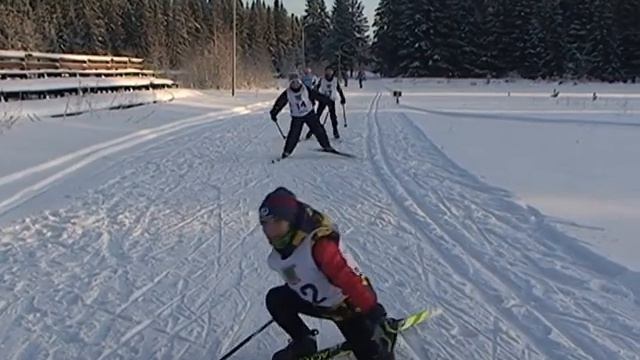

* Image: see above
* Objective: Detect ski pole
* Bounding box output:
[342,104,347,127]
[274,122,286,139]
[218,319,274,360]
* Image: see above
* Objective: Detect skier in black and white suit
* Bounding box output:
[270,73,336,160]
[305,66,346,140]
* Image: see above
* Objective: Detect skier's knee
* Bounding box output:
[266,286,288,313]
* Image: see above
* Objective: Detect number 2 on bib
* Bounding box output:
[300,283,327,304]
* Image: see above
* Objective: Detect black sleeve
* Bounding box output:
[270,91,289,118]
[309,89,333,106]
[336,83,346,103]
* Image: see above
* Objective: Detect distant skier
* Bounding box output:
[357,69,366,89]
[301,67,318,89]
[305,66,346,140]
[260,187,397,360]
[270,73,336,160]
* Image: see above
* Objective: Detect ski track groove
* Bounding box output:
[362,101,512,359]
[128,122,267,355]
[366,92,583,359]
[369,92,639,359]
[290,103,526,358]
[2,89,639,359]
[422,186,599,358]
[0,106,268,217]
[394,110,640,359]
[0,112,273,359]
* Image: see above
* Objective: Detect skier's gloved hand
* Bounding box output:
[326,302,357,322]
[363,303,386,324]
[340,98,346,105]
[364,304,396,356]
[270,111,278,122]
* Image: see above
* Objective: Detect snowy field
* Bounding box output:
[0,88,191,134]
[388,78,640,271]
[0,79,638,359]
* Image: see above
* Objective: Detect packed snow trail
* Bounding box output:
[0,86,639,359]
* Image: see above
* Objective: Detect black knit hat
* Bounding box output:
[259,187,299,224]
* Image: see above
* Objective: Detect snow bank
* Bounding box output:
[0,89,201,132]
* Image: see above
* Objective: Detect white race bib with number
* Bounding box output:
[287,86,313,117]
[319,78,338,101]
[267,230,361,307]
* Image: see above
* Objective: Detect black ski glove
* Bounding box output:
[325,302,358,322]
[270,111,278,122]
[364,304,396,356]
[340,98,346,105]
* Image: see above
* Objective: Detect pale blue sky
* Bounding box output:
[266,0,378,29]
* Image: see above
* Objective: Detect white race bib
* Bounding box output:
[287,86,313,117]
[319,78,338,101]
[267,230,361,307]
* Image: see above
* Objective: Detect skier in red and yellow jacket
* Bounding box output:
[260,187,396,360]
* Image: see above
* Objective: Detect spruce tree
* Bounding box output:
[273,0,291,73]
[563,0,593,77]
[326,0,368,73]
[540,0,565,78]
[397,0,435,76]
[614,0,640,80]
[347,0,370,70]
[325,0,350,67]
[302,0,331,65]
[75,0,107,54]
[587,0,621,80]
[371,0,405,76]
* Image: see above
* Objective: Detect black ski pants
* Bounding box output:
[283,111,332,156]
[266,285,391,360]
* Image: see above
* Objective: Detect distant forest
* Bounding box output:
[2,0,639,85]
[372,0,640,81]
[0,0,304,87]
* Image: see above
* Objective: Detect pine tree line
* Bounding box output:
[0,0,304,87]
[302,0,369,74]
[372,0,640,81]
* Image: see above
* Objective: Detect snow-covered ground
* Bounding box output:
[0,79,638,360]
[0,89,275,223]
[0,77,174,94]
[388,78,640,271]
[0,89,198,133]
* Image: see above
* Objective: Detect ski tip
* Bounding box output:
[394,308,444,332]
[417,308,444,321]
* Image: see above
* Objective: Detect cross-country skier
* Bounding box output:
[260,187,397,360]
[357,69,366,89]
[270,73,336,160]
[301,67,318,89]
[305,65,346,140]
